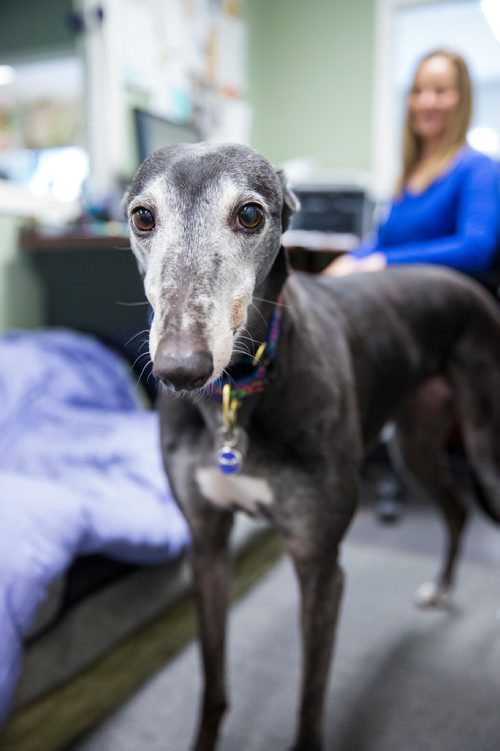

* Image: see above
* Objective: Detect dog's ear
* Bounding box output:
[276,169,300,231]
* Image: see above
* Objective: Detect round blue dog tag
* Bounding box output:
[217,446,243,474]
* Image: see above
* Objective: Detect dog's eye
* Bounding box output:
[237,203,264,230]
[132,207,155,232]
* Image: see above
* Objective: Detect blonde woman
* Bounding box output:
[325,49,500,276]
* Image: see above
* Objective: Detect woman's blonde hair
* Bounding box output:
[396,49,472,195]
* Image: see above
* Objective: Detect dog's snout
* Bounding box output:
[153,347,214,391]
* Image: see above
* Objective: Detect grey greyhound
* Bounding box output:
[125,142,500,751]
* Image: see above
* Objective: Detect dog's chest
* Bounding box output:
[195,466,275,515]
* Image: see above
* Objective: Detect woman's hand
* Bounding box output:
[323,252,387,277]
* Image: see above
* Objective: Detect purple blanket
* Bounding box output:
[0,330,189,724]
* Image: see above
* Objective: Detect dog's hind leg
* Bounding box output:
[187,506,234,751]
[449,340,500,524]
[389,376,469,608]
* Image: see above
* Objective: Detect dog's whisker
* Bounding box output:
[130,352,151,373]
[203,382,216,400]
[233,344,255,357]
[232,341,254,357]
[232,349,252,360]
[249,302,268,329]
[236,331,257,344]
[124,329,150,347]
[237,327,259,347]
[252,295,290,308]
[220,366,235,384]
[135,361,152,389]
[130,350,150,365]
[233,337,253,351]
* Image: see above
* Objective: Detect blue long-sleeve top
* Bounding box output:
[353,146,500,272]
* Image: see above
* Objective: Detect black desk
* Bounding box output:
[21,231,149,350]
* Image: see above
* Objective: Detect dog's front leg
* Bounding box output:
[188,507,234,751]
[278,497,352,751]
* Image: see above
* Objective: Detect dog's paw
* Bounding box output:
[414,581,450,609]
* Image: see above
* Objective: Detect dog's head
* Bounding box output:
[125,143,298,392]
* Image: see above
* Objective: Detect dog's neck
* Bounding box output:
[243,246,289,357]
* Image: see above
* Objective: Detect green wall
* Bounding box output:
[247,0,376,170]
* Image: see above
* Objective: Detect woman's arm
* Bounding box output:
[353,157,500,273]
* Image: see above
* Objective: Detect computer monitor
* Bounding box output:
[290,185,373,238]
[133,108,202,165]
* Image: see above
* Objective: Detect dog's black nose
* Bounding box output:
[153,348,214,391]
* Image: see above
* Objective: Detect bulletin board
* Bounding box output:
[121,0,251,143]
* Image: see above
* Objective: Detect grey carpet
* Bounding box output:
[73,539,500,751]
